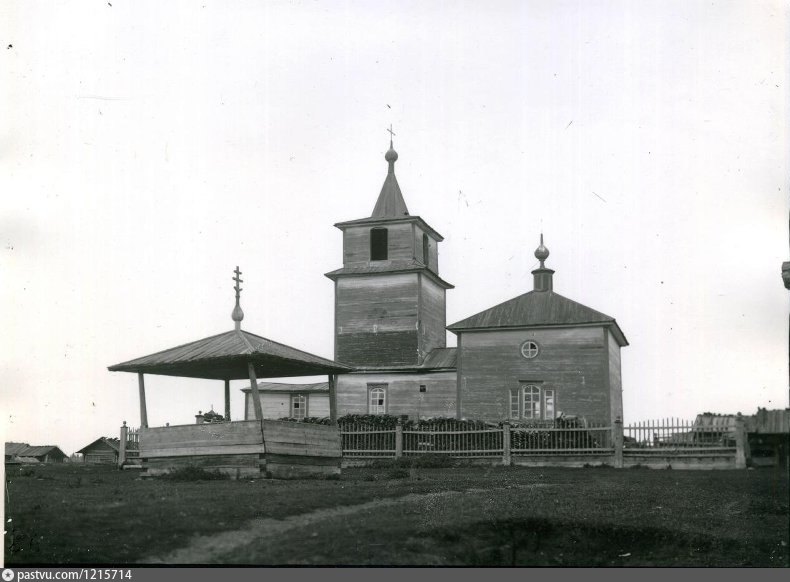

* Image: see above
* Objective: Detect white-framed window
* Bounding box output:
[291,394,307,419]
[509,384,556,420]
[522,385,541,419]
[520,340,540,359]
[544,389,555,420]
[368,385,387,415]
[510,389,520,420]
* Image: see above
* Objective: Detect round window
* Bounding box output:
[520,340,539,359]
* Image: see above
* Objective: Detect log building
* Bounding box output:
[317,138,628,424]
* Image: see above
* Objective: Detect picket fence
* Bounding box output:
[118,422,141,467]
[340,417,748,468]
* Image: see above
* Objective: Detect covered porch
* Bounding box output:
[108,268,352,478]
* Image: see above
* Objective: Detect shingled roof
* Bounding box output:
[448,290,628,346]
[108,329,352,380]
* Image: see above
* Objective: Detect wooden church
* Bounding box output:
[246,137,628,426]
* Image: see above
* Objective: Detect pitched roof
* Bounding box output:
[448,290,628,346]
[242,381,329,394]
[347,347,458,373]
[420,347,457,370]
[5,442,30,457]
[77,437,120,454]
[372,171,409,218]
[108,329,353,380]
[325,259,454,289]
[21,445,67,458]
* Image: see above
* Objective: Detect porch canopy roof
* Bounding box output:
[108,329,353,380]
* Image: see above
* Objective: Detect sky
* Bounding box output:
[1,0,787,455]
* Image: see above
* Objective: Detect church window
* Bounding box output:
[370,228,388,260]
[419,385,426,393]
[522,385,541,419]
[509,390,520,420]
[422,233,430,265]
[520,340,540,359]
[368,385,387,415]
[291,394,307,420]
[509,384,552,420]
[544,390,555,420]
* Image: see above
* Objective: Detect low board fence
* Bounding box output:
[340,417,748,469]
[341,420,613,462]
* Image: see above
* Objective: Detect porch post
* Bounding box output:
[247,362,264,421]
[328,374,337,424]
[613,416,624,468]
[137,373,148,429]
[735,413,748,469]
[395,420,403,458]
[119,422,128,467]
[224,379,231,421]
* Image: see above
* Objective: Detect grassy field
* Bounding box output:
[3,462,788,566]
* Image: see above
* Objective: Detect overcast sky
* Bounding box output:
[1,0,787,455]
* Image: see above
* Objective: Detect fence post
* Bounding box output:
[395,420,403,458]
[613,417,624,469]
[119,421,128,468]
[735,413,747,469]
[502,422,511,466]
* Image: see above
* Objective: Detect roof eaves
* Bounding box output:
[333,215,444,242]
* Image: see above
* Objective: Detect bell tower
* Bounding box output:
[325,134,454,368]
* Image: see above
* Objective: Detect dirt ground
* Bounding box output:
[4,463,788,566]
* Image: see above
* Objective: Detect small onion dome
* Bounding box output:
[232,302,244,323]
[534,234,549,266]
[385,147,398,163]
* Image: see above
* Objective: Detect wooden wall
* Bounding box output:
[82,441,118,464]
[457,326,613,424]
[138,420,340,479]
[413,225,439,272]
[335,273,420,366]
[342,223,414,266]
[607,329,623,422]
[244,392,329,420]
[419,274,447,360]
[336,371,457,419]
[139,421,266,478]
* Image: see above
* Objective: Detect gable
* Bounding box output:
[448,290,628,346]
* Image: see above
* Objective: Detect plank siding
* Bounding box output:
[336,274,420,366]
[243,392,329,420]
[458,327,612,424]
[343,223,414,266]
[336,371,457,419]
[308,393,330,417]
[138,420,339,479]
[419,274,447,360]
[413,225,439,271]
[607,329,623,422]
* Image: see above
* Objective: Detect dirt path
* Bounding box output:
[140,490,464,564]
[141,484,549,564]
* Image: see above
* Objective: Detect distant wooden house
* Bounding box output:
[745,408,789,468]
[5,443,67,463]
[77,437,121,464]
[5,442,29,463]
[242,382,330,420]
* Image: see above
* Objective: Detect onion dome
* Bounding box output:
[534,234,550,267]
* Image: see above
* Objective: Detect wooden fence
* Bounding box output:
[341,420,613,463]
[623,418,737,450]
[340,417,748,469]
[118,422,141,467]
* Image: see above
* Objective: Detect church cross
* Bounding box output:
[233,266,243,300]
[387,124,396,146]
